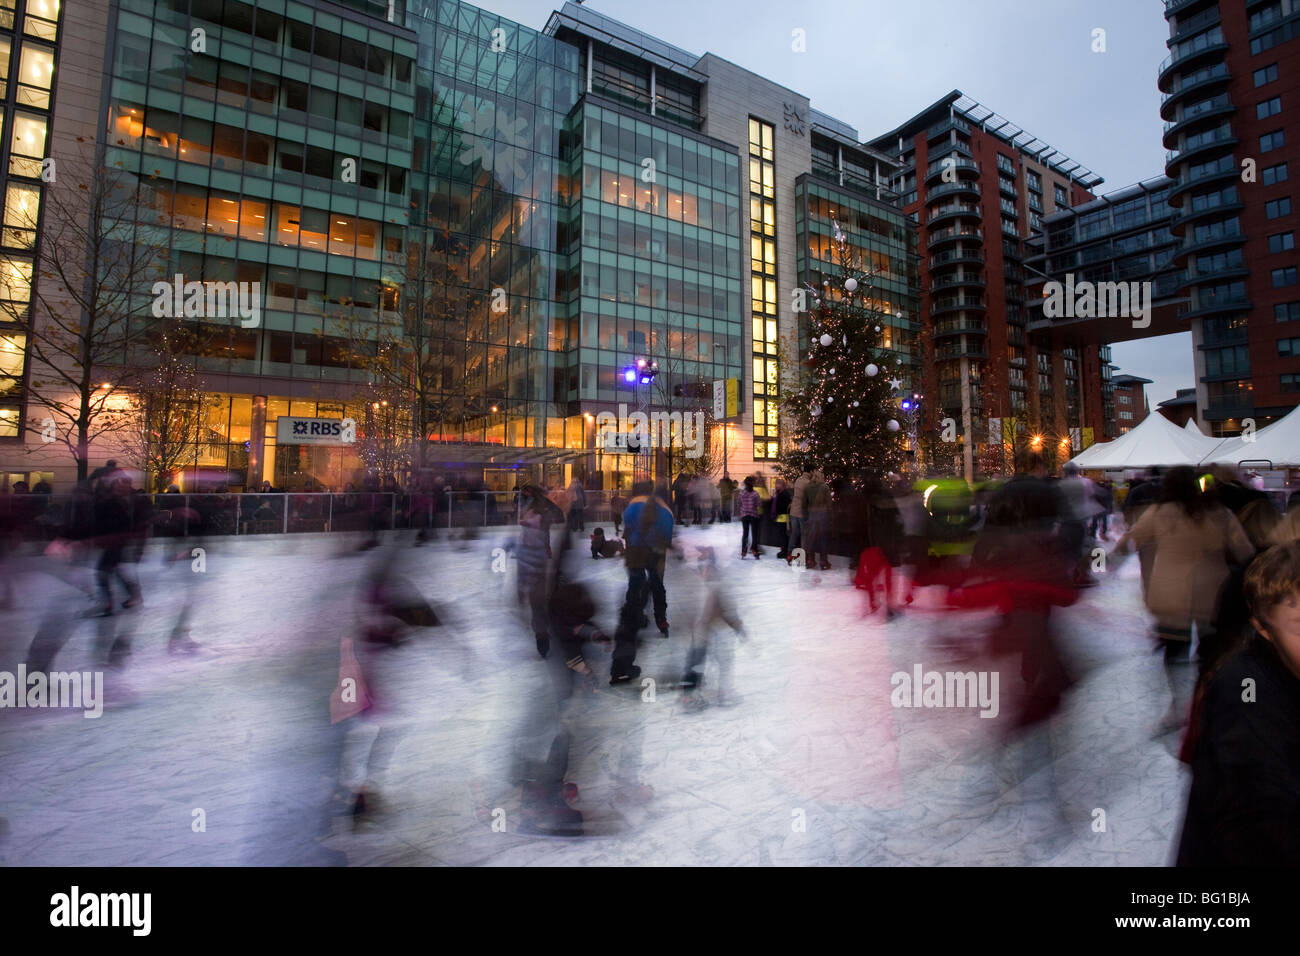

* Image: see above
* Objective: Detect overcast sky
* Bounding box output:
[483,0,1193,405]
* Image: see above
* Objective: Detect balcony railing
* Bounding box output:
[1158,26,1226,79]
[930,273,985,292]
[928,226,982,247]
[1166,125,1235,165]
[1163,94,1232,134]
[930,250,984,268]
[926,156,979,177]
[927,180,981,201]
[926,116,972,140]
[932,296,986,313]
[928,203,981,225]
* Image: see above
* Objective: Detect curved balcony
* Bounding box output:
[1162,98,1234,149]
[1164,0,1216,17]
[1167,4,1220,45]
[1165,131,1237,176]
[1170,199,1243,234]
[1173,229,1244,263]
[927,179,981,201]
[1159,61,1230,120]
[927,225,982,249]
[924,156,980,185]
[934,321,987,339]
[1180,295,1251,321]
[932,296,987,317]
[1158,30,1229,93]
[930,249,984,269]
[1174,266,1248,294]
[929,273,985,294]
[927,203,982,228]
[1167,157,1237,205]
[935,345,988,361]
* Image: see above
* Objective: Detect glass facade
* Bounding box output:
[4,0,926,487]
[796,172,919,361]
[0,0,61,439]
[574,100,741,397]
[571,99,742,485]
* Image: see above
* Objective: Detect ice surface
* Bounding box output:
[0,523,1184,866]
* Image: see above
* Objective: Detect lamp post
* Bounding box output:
[623,358,657,482]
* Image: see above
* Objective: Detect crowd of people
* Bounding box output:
[5,453,1299,857]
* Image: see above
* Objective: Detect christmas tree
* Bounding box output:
[779,224,909,489]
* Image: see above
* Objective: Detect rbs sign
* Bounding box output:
[276,416,355,446]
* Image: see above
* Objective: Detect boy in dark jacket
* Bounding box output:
[1176,541,1300,865]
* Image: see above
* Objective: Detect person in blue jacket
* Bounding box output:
[610,479,674,683]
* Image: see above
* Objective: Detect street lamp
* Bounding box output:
[622,357,657,481]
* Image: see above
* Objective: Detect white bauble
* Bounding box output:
[819,333,832,347]
[852,400,860,407]
[866,364,879,377]
[887,419,900,432]
[845,277,858,293]
[810,404,822,417]
[826,395,833,403]
[875,325,881,332]
[829,368,836,375]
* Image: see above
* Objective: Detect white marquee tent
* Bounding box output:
[1069,411,1226,470]
[1201,403,1300,467]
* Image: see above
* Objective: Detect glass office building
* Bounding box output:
[100,0,417,488]
[3,0,914,490]
[569,97,742,481]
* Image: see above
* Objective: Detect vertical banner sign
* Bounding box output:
[1081,427,1095,450]
[1002,419,1016,444]
[714,379,740,419]
[988,417,1002,444]
[1069,427,1081,452]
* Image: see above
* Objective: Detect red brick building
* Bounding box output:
[1112,374,1153,434]
[869,92,1103,476]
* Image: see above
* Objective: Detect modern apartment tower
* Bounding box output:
[1160,0,1300,434]
[1025,177,1184,443]
[868,92,1102,475]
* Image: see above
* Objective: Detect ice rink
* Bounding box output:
[0,522,1189,866]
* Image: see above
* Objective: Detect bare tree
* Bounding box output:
[648,350,719,481]
[7,138,169,480]
[347,229,471,483]
[118,324,211,492]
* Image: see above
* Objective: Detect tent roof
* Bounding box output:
[1201,403,1300,467]
[1071,411,1224,469]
